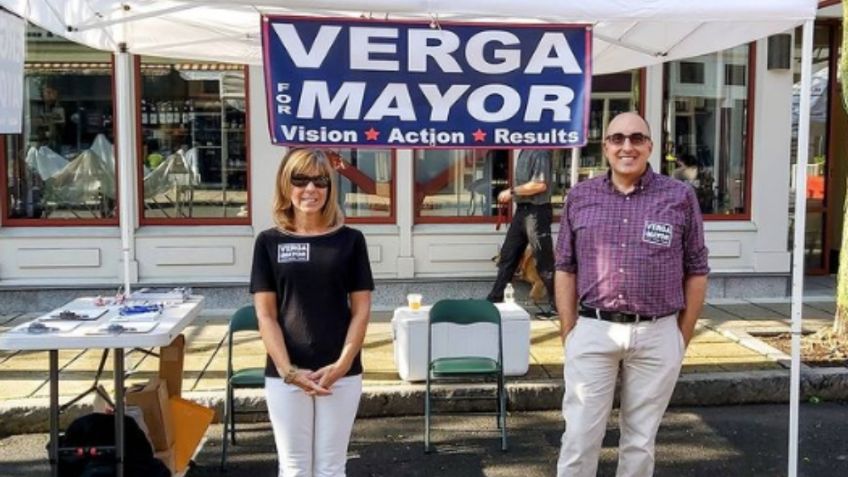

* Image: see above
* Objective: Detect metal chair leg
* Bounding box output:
[220,383,231,471]
[424,374,432,453]
[496,375,502,430]
[229,385,237,445]
[499,373,508,452]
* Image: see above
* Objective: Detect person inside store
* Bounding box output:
[32,82,66,151]
[554,112,709,477]
[672,153,700,187]
[250,148,374,476]
[672,152,716,213]
[486,148,557,318]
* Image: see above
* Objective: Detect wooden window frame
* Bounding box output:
[662,43,756,222]
[136,61,252,226]
[339,149,398,225]
[551,68,646,220]
[414,148,514,224]
[0,55,120,227]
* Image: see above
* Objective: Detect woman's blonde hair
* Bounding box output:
[272,148,343,231]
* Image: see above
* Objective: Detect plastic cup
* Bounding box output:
[407,293,423,310]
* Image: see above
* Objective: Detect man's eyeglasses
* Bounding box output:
[291,174,330,188]
[604,132,651,146]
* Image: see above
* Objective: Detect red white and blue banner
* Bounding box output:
[261,16,591,148]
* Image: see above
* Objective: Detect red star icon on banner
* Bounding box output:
[364,127,380,141]
[472,128,487,142]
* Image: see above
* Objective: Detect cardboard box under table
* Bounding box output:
[392,302,530,382]
[126,377,175,452]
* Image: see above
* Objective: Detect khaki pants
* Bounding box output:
[557,314,685,477]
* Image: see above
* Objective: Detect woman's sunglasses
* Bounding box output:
[291,174,330,188]
[604,132,651,146]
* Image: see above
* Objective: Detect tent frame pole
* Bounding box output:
[115,46,136,295]
[788,18,814,477]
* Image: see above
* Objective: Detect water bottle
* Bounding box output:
[504,283,515,304]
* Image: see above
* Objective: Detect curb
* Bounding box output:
[2,368,848,436]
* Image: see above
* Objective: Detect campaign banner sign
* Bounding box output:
[262,16,591,148]
[0,8,24,134]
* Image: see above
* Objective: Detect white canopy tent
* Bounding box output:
[0,0,816,74]
[0,1,821,476]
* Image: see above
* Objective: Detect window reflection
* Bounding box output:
[551,70,641,216]
[663,45,751,215]
[330,149,393,221]
[414,149,509,220]
[4,25,116,221]
[140,59,248,220]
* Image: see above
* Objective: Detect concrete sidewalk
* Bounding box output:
[0,296,845,435]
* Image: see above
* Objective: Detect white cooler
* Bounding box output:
[391,302,531,382]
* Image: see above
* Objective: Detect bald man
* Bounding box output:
[554,112,709,477]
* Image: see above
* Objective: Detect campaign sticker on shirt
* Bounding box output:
[642,221,673,247]
[278,243,310,263]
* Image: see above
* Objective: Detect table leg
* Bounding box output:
[114,348,125,477]
[49,350,59,477]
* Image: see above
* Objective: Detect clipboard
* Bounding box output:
[41,308,108,321]
[9,320,83,334]
[88,322,159,335]
[111,311,161,322]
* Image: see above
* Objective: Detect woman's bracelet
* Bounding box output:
[283,365,298,384]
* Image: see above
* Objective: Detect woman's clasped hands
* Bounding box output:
[287,361,350,396]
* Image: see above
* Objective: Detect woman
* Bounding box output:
[250,148,373,477]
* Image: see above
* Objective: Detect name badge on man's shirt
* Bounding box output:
[278,243,310,262]
[642,222,673,247]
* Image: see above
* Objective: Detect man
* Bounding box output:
[486,149,556,316]
[33,83,66,150]
[554,112,709,477]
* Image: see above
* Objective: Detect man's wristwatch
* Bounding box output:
[283,365,298,384]
[510,187,517,197]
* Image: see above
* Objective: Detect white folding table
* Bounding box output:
[0,296,204,477]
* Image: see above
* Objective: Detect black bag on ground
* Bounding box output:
[49,412,170,477]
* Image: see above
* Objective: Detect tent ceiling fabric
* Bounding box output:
[0,0,817,73]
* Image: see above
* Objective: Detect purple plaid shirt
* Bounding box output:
[555,167,709,316]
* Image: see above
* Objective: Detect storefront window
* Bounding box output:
[2,25,116,223]
[414,149,510,222]
[139,58,248,222]
[332,149,394,222]
[662,44,752,217]
[551,70,642,216]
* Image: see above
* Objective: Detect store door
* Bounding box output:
[826,24,848,274]
[793,23,843,275]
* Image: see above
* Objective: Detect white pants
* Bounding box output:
[266,375,362,477]
[557,315,685,477]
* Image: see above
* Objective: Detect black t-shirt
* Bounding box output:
[249,226,374,378]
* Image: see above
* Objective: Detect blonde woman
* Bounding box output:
[250,148,373,476]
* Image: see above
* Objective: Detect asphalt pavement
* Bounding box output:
[1,402,847,477]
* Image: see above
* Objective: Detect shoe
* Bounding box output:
[534,303,558,320]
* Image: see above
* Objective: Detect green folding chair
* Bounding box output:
[424,299,507,453]
[220,305,266,471]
